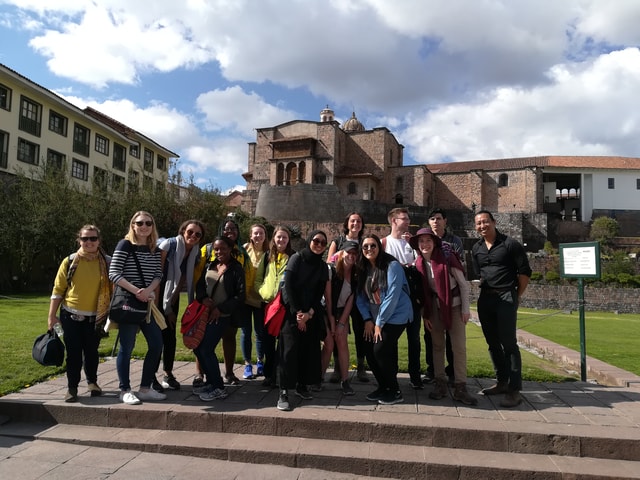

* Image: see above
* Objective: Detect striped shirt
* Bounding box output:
[108,239,162,288]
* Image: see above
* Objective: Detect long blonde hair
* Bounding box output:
[124,210,159,251]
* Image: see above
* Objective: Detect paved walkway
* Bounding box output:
[1,331,640,479]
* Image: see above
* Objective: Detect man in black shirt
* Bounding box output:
[471,210,531,408]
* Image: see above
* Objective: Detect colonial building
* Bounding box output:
[242,107,640,250]
[0,63,178,193]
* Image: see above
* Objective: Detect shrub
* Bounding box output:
[530,271,543,282]
[545,271,560,283]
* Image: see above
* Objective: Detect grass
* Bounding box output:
[0,294,580,397]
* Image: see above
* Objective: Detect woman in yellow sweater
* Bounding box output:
[47,224,112,402]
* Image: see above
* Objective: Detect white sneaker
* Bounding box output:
[137,388,167,401]
[120,390,141,405]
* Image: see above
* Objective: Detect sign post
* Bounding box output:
[558,241,601,381]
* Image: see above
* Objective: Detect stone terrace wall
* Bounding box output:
[469,282,640,314]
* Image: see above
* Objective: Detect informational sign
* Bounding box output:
[559,241,600,279]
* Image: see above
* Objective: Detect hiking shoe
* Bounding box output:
[341,380,355,396]
[500,390,523,408]
[151,377,165,393]
[409,377,424,390]
[192,375,204,388]
[277,390,291,411]
[137,388,167,401]
[199,388,228,401]
[378,391,404,405]
[64,388,78,403]
[225,374,241,385]
[366,388,385,402]
[120,390,141,405]
[295,385,313,400]
[243,364,254,379]
[428,379,448,400]
[256,360,264,377]
[193,383,213,395]
[87,383,102,397]
[356,363,369,383]
[161,374,181,390]
[423,372,435,384]
[481,381,509,396]
[452,383,478,406]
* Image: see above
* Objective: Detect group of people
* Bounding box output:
[47,206,531,411]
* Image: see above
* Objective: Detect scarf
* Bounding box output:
[163,235,200,307]
[415,247,454,330]
[68,247,112,326]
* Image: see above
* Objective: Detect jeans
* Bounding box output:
[477,289,522,391]
[371,322,406,393]
[158,298,179,375]
[241,304,265,363]
[116,319,163,391]
[406,308,422,380]
[194,316,230,390]
[60,308,100,389]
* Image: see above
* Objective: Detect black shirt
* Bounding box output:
[471,231,532,290]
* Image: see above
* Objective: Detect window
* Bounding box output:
[347,182,356,195]
[498,173,509,187]
[0,130,8,168]
[395,193,403,204]
[94,167,109,191]
[112,173,125,193]
[47,149,66,171]
[128,170,139,193]
[395,176,403,191]
[113,143,126,171]
[143,148,154,172]
[0,84,12,111]
[73,123,90,156]
[48,110,68,136]
[130,142,140,158]
[157,154,167,171]
[71,158,88,181]
[637,179,640,190]
[95,134,109,155]
[17,137,39,165]
[608,178,615,189]
[19,96,42,136]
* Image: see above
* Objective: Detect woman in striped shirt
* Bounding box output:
[108,211,165,405]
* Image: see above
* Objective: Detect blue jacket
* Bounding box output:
[356,260,413,328]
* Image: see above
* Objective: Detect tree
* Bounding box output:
[589,216,618,247]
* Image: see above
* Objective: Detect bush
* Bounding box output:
[545,271,560,283]
[530,271,543,282]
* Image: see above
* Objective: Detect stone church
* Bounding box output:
[241,107,640,251]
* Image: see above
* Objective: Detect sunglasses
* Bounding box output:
[362,244,378,251]
[79,236,99,242]
[311,238,327,246]
[133,220,153,227]
[186,229,202,238]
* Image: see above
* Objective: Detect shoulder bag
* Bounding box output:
[109,248,149,324]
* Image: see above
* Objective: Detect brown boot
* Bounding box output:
[500,390,522,408]
[452,383,478,406]
[481,381,509,396]
[428,378,448,400]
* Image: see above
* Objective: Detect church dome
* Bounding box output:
[343,112,365,132]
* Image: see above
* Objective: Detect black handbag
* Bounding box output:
[32,330,65,366]
[109,248,149,324]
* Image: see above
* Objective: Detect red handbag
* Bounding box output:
[181,300,209,349]
[264,290,286,336]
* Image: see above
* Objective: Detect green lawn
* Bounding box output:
[0,294,581,396]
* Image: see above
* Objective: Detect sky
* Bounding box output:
[1,0,640,194]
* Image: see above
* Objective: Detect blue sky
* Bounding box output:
[2,0,640,194]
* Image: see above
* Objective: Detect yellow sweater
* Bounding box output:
[51,256,102,315]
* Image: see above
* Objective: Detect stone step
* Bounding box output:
[1,397,639,464]
[21,423,640,480]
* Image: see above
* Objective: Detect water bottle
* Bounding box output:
[53,323,64,337]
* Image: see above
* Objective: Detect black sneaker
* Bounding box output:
[277,390,291,411]
[365,388,385,402]
[192,375,204,388]
[162,374,181,390]
[151,377,165,393]
[409,377,424,390]
[378,390,404,405]
[423,372,435,384]
[341,380,355,396]
[295,385,313,400]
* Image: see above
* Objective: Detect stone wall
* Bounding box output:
[469,282,640,313]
